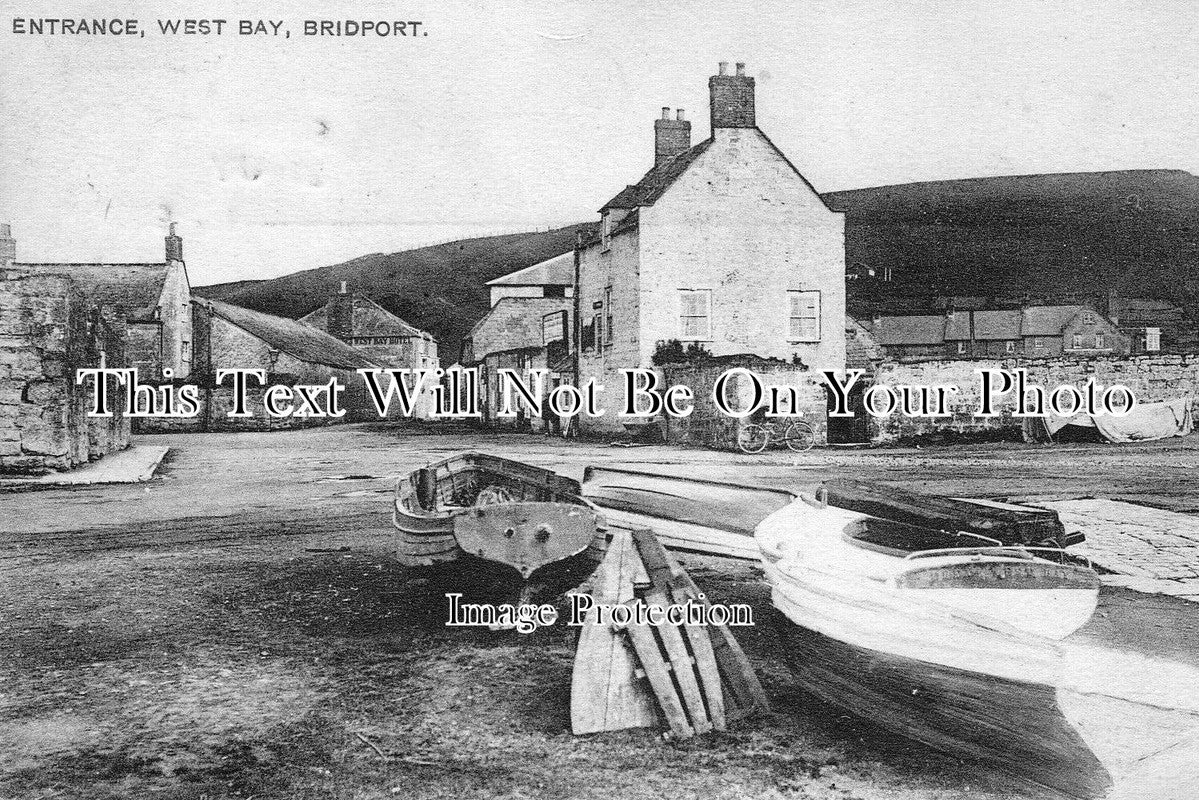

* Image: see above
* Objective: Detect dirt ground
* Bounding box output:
[2,425,1199,800]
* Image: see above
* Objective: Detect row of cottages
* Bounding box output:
[575,62,847,434]
[870,305,1130,361]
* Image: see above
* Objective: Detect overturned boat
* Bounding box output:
[756,494,1114,797]
[394,453,607,600]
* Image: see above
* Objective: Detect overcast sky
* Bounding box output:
[2,0,1196,286]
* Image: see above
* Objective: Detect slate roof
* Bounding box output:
[872,315,947,346]
[600,140,712,212]
[14,262,169,319]
[944,309,1022,341]
[204,299,378,370]
[300,293,428,339]
[464,297,571,363]
[1020,305,1085,337]
[486,252,574,287]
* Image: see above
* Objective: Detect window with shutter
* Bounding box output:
[678,289,711,340]
[787,290,820,342]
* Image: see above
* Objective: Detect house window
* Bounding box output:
[1005,341,1015,353]
[1071,334,1084,349]
[787,290,820,342]
[592,313,603,350]
[1146,327,1161,352]
[1095,333,1106,349]
[604,287,613,346]
[1083,311,1096,324]
[1033,337,1044,349]
[679,289,711,341]
[957,341,967,355]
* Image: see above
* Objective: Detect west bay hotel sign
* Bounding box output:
[73,366,1140,422]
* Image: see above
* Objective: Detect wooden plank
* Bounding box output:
[570,530,659,734]
[629,526,769,720]
[644,591,712,734]
[668,583,726,730]
[624,614,694,738]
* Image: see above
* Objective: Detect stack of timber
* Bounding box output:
[823,477,1080,548]
[570,527,768,738]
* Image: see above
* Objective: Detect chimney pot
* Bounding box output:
[676,108,685,121]
[735,62,746,76]
[718,61,728,75]
[661,106,670,120]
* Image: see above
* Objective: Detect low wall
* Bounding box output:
[660,360,828,450]
[868,354,1199,442]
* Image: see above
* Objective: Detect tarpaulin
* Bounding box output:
[1026,397,1194,443]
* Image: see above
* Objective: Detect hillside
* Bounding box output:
[824,169,1199,305]
[196,170,1199,360]
[196,224,594,361]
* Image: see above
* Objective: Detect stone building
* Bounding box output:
[0,268,130,474]
[300,283,438,371]
[193,298,378,382]
[575,62,847,432]
[11,224,193,379]
[461,296,572,430]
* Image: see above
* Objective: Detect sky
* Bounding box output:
[1,0,1196,286]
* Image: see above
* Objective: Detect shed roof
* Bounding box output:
[15,262,169,319]
[204,299,378,370]
[486,252,574,287]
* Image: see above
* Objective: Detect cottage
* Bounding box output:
[870,315,948,360]
[1107,291,1189,353]
[300,283,439,370]
[944,310,1022,358]
[1020,305,1128,356]
[576,62,847,432]
[10,224,193,379]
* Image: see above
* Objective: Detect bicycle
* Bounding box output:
[736,419,815,454]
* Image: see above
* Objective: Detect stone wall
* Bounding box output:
[659,359,828,450]
[0,271,130,473]
[868,354,1199,443]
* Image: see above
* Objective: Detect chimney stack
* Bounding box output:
[0,224,14,268]
[654,106,692,166]
[165,222,183,262]
[709,60,755,129]
[329,282,353,340]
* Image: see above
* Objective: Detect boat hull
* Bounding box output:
[393,453,607,601]
[775,615,1112,799]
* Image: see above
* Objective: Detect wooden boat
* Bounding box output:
[394,453,607,600]
[582,467,1080,560]
[755,496,1124,797]
[581,466,796,561]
